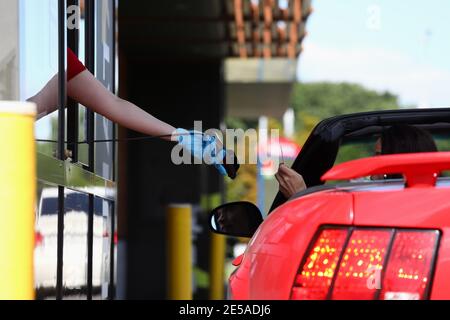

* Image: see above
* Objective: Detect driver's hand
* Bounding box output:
[275,164,307,199]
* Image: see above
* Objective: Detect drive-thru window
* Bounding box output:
[0,0,117,300]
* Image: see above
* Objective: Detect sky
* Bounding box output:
[297,0,450,107]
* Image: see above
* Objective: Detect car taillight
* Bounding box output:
[331,229,392,300]
[291,229,348,300]
[291,227,439,300]
[35,231,44,248]
[380,231,438,300]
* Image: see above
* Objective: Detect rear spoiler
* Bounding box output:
[322,152,450,188]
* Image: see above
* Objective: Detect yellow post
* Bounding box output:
[209,232,226,300]
[0,102,36,300]
[167,204,192,300]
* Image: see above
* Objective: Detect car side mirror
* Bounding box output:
[209,202,263,238]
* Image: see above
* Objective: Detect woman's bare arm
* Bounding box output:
[27,74,59,119]
[67,70,176,141]
[28,70,177,141]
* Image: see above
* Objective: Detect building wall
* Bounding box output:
[0,0,19,100]
[119,58,224,299]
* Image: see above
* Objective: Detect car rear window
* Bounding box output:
[40,193,103,216]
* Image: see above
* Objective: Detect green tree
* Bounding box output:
[291,82,400,120]
[291,82,402,145]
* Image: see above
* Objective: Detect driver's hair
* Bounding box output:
[381,124,437,155]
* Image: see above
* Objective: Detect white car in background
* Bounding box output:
[34,187,110,298]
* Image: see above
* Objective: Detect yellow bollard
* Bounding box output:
[0,102,36,300]
[209,232,226,300]
[167,204,192,300]
[202,192,226,300]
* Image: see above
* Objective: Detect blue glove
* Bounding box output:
[203,134,228,176]
[175,128,227,176]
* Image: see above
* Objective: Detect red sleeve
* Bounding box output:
[67,48,87,81]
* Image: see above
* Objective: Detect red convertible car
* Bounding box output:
[210,108,450,300]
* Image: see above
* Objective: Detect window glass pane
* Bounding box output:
[77,3,89,165]
[63,189,89,299]
[35,183,59,300]
[94,0,115,180]
[92,197,112,300]
[19,0,59,158]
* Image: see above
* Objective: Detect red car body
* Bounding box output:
[224,109,450,300]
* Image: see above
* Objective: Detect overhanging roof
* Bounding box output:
[119,0,312,60]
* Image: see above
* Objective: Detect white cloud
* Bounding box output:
[297,42,450,107]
